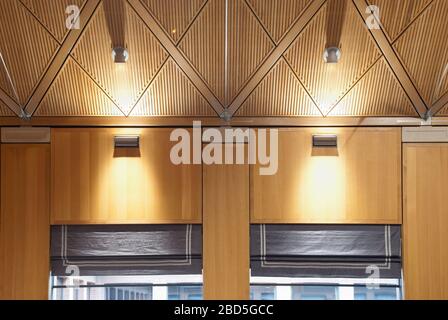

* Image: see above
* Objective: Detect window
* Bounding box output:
[250,277,402,300]
[50,275,202,301]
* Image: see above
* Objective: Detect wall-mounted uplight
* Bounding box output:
[114,135,139,148]
[312,134,338,148]
[112,47,129,63]
[323,47,341,63]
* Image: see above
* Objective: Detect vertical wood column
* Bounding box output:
[0,144,50,300]
[203,144,250,300]
[403,143,448,299]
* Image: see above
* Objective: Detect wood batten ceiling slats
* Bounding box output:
[1,0,447,120]
[394,0,448,108]
[179,0,226,105]
[130,59,215,116]
[35,58,123,116]
[236,58,320,117]
[0,0,59,106]
[71,1,168,115]
[329,58,417,116]
[20,0,88,43]
[246,0,313,44]
[141,0,207,43]
[228,0,274,104]
[284,0,381,116]
[0,98,15,116]
[367,0,433,42]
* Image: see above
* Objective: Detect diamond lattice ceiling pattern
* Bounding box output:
[0,0,447,119]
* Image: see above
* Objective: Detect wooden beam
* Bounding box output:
[227,0,326,116]
[428,92,448,117]
[128,0,224,117]
[0,116,425,127]
[352,0,428,118]
[0,88,23,117]
[24,0,101,116]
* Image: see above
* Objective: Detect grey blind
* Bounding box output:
[251,225,401,278]
[51,225,202,276]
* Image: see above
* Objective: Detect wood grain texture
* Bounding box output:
[394,0,448,106]
[251,127,402,224]
[236,58,320,116]
[403,143,448,300]
[141,0,207,43]
[284,0,381,115]
[130,58,215,116]
[0,0,59,105]
[203,144,249,300]
[36,58,123,116]
[20,0,87,43]
[0,144,50,300]
[246,0,313,43]
[367,0,433,42]
[329,57,417,116]
[51,128,202,224]
[71,1,168,115]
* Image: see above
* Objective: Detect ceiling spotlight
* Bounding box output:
[323,47,341,63]
[112,47,129,63]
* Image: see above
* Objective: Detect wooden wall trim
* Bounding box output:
[403,143,448,299]
[203,144,250,300]
[0,144,50,300]
[0,116,425,127]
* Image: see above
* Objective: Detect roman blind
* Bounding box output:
[251,225,401,278]
[51,225,202,276]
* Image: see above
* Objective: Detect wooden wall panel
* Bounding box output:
[403,143,448,300]
[51,128,201,224]
[203,144,249,300]
[0,144,50,300]
[251,127,402,224]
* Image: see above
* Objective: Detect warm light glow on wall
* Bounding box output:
[296,153,345,220]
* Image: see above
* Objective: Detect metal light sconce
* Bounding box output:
[114,135,140,148]
[323,47,341,63]
[312,134,338,148]
[112,47,129,63]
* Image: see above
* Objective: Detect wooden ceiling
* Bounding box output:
[0,0,447,122]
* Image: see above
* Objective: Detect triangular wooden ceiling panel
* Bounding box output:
[131,59,215,116]
[0,0,59,106]
[236,58,320,116]
[71,1,168,115]
[246,0,313,43]
[35,58,123,116]
[436,102,448,117]
[394,0,448,107]
[141,0,207,43]
[329,58,417,116]
[0,97,15,116]
[284,0,381,116]
[367,0,433,42]
[179,0,273,106]
[20,0,87,43]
